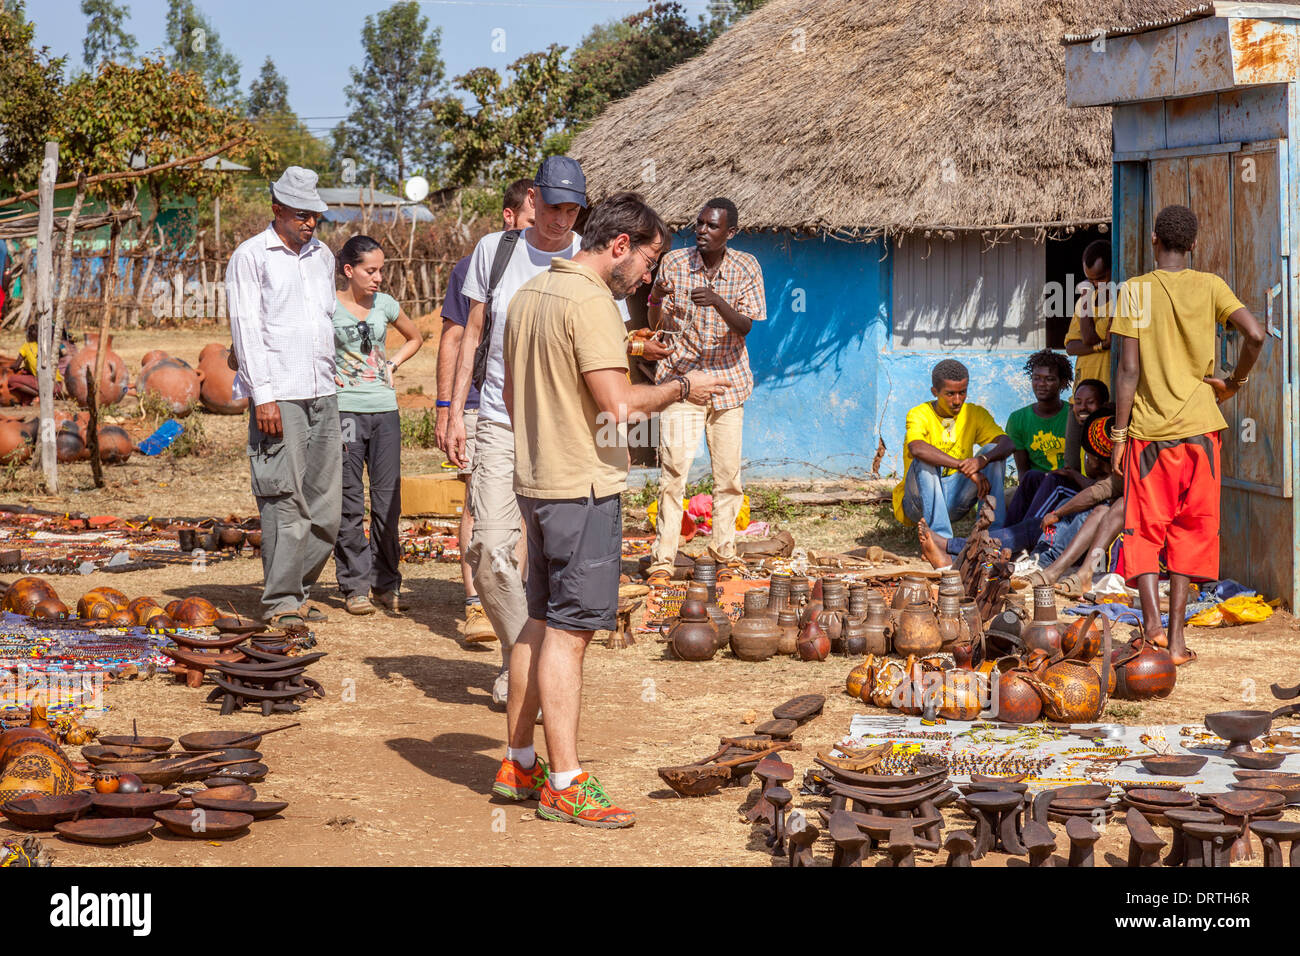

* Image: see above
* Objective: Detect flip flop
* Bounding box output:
[269,611,306,627]
[1174,648,1198,667]
[646,570,672,587]
[299,603,329,623]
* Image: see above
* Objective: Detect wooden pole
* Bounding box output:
[214,194,221,262]
[92,217,121,395]
[35,142,58,493]
[52,174,87,357]
[86,368,103,488]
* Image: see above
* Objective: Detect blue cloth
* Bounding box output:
[1201,579,1255,602]
[441,254,479,410]
[1063,600,1201,628]
[901,442,1006,539]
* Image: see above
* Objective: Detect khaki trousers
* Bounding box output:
[465,418,528,666]
[649,402,744,575]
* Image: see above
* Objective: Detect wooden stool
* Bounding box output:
[943,830,976,867]
[787,819,819,868]
[766,786,793,855]
[1066,817,1101,867]
[1164,808,1224,867]
[963,789,1026,858]
[745,757,793,826]
[1249,820,1300,867]
[1124,808,1164,867]
[1022,820,1057,867]
[829,810,870,867]
[1031,789,1057,826]
[887,825,916,867]
[1182,821,1240,868]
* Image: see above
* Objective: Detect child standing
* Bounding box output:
[332,236,423,614]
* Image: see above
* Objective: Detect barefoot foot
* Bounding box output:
[917,519,952,570]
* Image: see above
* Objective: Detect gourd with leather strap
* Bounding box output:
[1026,612,1114,723]
[1110,633,1177,701]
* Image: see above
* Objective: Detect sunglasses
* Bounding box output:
[275,204,323,223]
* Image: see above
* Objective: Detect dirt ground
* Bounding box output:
[3,327,1299,867]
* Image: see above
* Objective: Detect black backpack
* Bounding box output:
[471,230,521,391]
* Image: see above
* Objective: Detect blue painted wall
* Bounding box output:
[645,230,1041,484]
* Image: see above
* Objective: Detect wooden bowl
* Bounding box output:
[153,808,254,838]
[1231,751,1286,770]
[81,745,160,766]
[91,792,181,817]
[178,730,261,753]
[55,817,156,845]
[188,784,257,802]
[1140,754,1208,777]
[97,735,173,752]
[191,795,287,819]
[201,762,268,784]
[1,792,94,829]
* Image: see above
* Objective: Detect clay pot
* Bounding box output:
[936,593,967,650]
[1021,585,1066,657]
[197,344,248,415]
[31,597,69,620]
[894,602,942,657]
[841,616,871,656]
[994,658,1044,723]
[669,599,718,661]
[729,600,780,662]
[846,656,877,698]
[246,531,262,551]
[172,597,220,627]
[775,609,800,656]
[796,613,831,661]
[65,345,130,408]
[217,524,246,550]
[788,576,810,611]
[686,583,727,651]
[1111,636,1177,701]
[96,425,133,465]
[138,357,203,417]
[141,350,169,369]
[0,418,32,464]
[56,422,85,463]
[891,574,931,610]
[3,577,57,615]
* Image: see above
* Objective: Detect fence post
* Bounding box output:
[35,141,58,493]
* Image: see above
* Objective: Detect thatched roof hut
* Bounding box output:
[572,0,1275,237]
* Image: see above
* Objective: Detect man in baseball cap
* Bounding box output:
[533,156,587,208]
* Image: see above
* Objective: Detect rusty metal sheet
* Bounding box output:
[1114,102,1168,152]
[1176,18,1238,97]
[1230,18,1300,85]
[1166,93,1224,148]
[1231,143,1285,488]
[1065,29,1178,107]
[1219,84,1290,143]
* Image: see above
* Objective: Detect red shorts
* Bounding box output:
[1118,433,1220,584]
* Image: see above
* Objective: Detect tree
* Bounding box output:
[164,0,242,109]
[246,56,288,118]
[0,1,66,192]
[434,46,569,189]
[80,0,136,68]
[335,0,445,188]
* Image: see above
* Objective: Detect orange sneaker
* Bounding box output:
[537,773,635,829]
[491,755,549,800]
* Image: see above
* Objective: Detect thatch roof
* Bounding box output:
[571,0,1291,237]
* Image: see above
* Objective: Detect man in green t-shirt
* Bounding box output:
[1003,350,1073,526]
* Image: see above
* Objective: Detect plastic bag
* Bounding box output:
[1188,594,1273,627]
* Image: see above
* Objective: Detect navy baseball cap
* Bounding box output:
[534,156,587,208]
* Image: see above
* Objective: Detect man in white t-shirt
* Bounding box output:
[443,157,586,706]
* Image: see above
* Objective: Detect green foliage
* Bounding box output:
[749,486,795,521]
[685,474,715,497]
[168,404,209,458]
[1105,703,1143,722]
[624,478,661,509]
[0,2,66,192]
[246,56,289,118]
[435,46,570,188]
[335,1,445,188]
[400,410,439,449]
[164,0,242,110]
[80,0,136,68]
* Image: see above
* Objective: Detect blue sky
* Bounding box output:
[28,0,724,137]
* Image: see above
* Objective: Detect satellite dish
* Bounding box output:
[404,176,430,203]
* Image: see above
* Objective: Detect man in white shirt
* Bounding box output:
[443,156,586,705]
[226,167,342,626]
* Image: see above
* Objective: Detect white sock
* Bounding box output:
[550,768,582,790]
[506,746,535,767]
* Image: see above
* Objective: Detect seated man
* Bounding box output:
[1003,350,1073,525]
[893,359,1013,539]
[1055,377,1108,488]
[919,408,1121,582]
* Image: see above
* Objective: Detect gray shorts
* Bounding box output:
[519,491,622,632]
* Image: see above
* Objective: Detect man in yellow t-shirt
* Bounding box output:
[1065,240,1114,388]
[893,359,1015,537]
[1111,204,1264,667]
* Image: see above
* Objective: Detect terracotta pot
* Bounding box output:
[96,425,133,465]
[141,350,169,369]
[686,584,727,651]
[0,418,32,464]
[796,613,831,661]
[1021,585,1066,657]
[894,602,942,657]
[841,616,871,656]
[775,609,800,656]
[138,357,203,417]
[994,658,1044,723]
[766,572,791,620]
[246,531,263,551]
[936,593,968,650]
[729,600,780,661]
[3,577,55,615]
[669,599,717,661]
[819,581,848,653]
[197,344,249,415]
[1111,636,1177,701]
[56,422,85,463]
[65,346,130,408]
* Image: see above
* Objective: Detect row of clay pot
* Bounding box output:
[2,577,222,629]
[63,337,246,417]
[0,413,132,465]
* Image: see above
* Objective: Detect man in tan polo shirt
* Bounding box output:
[492,192,723,828]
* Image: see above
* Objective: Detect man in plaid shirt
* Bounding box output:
[646,198,766,583]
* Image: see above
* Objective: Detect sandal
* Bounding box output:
[345,595,376,615]
[269,611,306,627]
[1054,573,1085,600]
[645,570,672,586]
[299,603,329,623]
[1017,569,1051,589]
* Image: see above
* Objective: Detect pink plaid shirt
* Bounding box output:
[653,247,766,409]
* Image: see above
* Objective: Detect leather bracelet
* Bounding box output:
[676,375,690,401]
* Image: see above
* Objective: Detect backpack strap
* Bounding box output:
[471,230,521,391]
